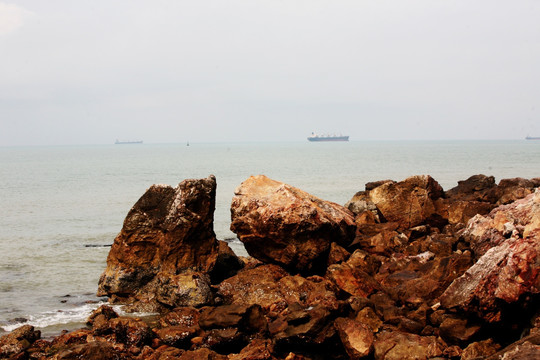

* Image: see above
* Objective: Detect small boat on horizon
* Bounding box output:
[307,132,349,142]
[115,139,143,144]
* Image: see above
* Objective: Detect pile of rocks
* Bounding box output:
[2,174,539,359]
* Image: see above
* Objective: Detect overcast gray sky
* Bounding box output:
[1,1,539,145]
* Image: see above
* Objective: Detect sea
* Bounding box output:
[1,140,539,337]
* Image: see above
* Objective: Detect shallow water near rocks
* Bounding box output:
[1,140,539,336]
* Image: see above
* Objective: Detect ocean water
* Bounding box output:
[1,140,539,336]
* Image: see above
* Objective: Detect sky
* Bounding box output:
[0,0,539,146]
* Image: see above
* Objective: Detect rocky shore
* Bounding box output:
[1,174,539,359]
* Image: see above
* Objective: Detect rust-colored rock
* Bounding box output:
[373,331,445,360]
[334,317,374,359]
[0,325,40,359]
[217,264,288,309]
[228,339,276,360]
[367,175,445,231]
[440,191,540,323]
[97,176,219,309]
[230,175,356,273]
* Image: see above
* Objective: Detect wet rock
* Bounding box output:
[230,175,356,273]
[334,317,374,359]
[49,329,92,352]
[97,176,220,309]
[87,304,119,327]
[367,175,445,231]
[373,331,445,360]
[153,271,213,308]
[93,316,154,347]
[0,325,40,358]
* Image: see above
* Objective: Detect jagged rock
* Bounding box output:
[373,331,445,360]
[51,341,120,360]
[176,347,228,360]
[199,304,267,334]
[334,317,374,359]
[345,191,382,221]
[440,191,540,323]
[217,264,288,310]
[485,333,540,360]
[97,176,219,309]
[228,339,276,360]
[367,175,445,231]
[438,315,481,344]
[230,175,356,273]
[445,174,497,202]
[352,222,406,255]
[92,316,154,347]
[492,177,537,205]
[461,339,501,360]
[271,303,334,345]
[0,325,40,358]
[326,262,380,298]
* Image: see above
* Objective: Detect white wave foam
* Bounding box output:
[0,302,159,333]
[0,301,107,332]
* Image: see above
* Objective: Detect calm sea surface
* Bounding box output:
[1,140,539,336]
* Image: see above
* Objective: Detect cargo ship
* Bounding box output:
[307,132,349,142]
[115,139,143,144]
[525,136,540,140]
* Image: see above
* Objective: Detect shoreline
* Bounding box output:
[2,173,539,359]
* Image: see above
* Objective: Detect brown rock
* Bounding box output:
[51,341,120,360]
[0,325,41,358]
[230,175,356,273]
[440,192,540,323]
[445,174,497,202]
[367,175,445,231]
[355,307,383,333]
[277,275,339,311]
[345,191,382,221]
[327,242,350,265]
[326,262,380,298]
[461,339,501,360]
[97,176,219,309]
[492,177,536,205]
[177,347,228,360]
[217,264,288,310]
[159,306,200,328]
[334,317,374,359]
[373,331,445,360]
[199,304,266,333]
[438,315,481,344]
[228,339,276,360]
[94,316,153,347]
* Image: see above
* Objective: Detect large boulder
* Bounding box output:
[230,175,356,273]
[367,175,445,231]
[97,176,220,310]
[440,190,540,323]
